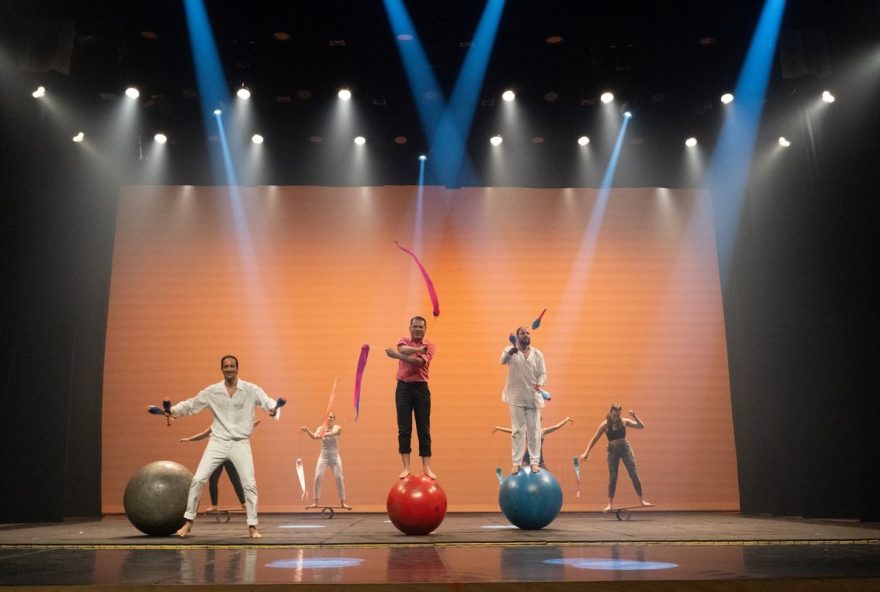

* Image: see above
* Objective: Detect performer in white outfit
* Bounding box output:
[500,326,548,475]
[168,355,283,539]
[301,412,351,509]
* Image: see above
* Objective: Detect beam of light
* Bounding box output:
[430,0,506,186]
[556,114,632,345]
[407,156,428,310]
[383,0,506,187]
[705,0,787,291]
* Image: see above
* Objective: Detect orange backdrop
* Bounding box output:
[102,185,738,513]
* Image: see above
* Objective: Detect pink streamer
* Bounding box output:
[353,344,370,420]
[395,240,440,317]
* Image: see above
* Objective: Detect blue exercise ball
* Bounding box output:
[498,469,563,530]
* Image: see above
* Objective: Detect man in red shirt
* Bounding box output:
[385,316,437,479]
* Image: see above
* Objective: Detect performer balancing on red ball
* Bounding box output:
[165,355,285,538]
[385,316,437,480]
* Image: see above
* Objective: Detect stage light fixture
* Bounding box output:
[720,93,734,104]
[354,136,366,145]
[418,155,427,161]
[338,88,352,101]
[72,132,84,143]
[501,90,515,102]
[32,86,46,98]
[273,32,291,41]
[577,136,590,146]
[623,111,632,119]
[778,137,791,147]
[125,87,140,99]
[251,134,264,144]
[237,86,251,100]
[685,137,698,147]
[394,136,408,144]
[489,135,503,146]
[154,133,168,144]
[600,92,614,104]
[213,108,222,116]
[821,90,835,103]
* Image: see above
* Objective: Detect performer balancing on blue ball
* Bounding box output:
[580,404,653,512]
[165,355,285,538]
[501,326,548,475]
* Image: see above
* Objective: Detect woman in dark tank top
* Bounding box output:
[579,403,653,512]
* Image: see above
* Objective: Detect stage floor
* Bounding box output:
[1,512,879,591]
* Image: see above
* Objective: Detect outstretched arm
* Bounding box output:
[625,410,645,429]
[580,421,607,460]
[543,417,573,436]
[180,427,212,443]
[492,426,513,434]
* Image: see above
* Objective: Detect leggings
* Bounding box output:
[607,441,643,498]
[313,452,346,500]
[208,460,246,506]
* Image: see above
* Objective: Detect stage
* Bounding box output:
[1,512,878,591]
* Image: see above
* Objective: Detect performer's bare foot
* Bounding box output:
[640,500,654,507]
[602,504,613,513]
[398,469,410,479]
[341,502,352,510]
[176,520,193,538]
[511,465,521,475]
[530,464,541,473]
[204,506,217,513]
[424,469,437,480]
[305,501,318,509]
[248,525,262,539]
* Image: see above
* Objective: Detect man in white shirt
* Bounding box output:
[501,327,547,475]
[169,355,283,538]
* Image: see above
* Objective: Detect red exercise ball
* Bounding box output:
[386,474,448,535]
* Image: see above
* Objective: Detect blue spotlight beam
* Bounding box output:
[384,0,506,187]
[706,0,787,290]
[431,0,506,186]
[383,0,446,138]
[182,0,230,120]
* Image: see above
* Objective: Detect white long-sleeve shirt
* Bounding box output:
[500,347,547,407]
[171,379,278,441]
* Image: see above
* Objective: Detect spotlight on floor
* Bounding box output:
[577,136,590,146]
[821,90,835,103]
[600,92,614,104]
[353,136,366,145]
[251,134,264,144]
[237,86,251,100]
[489,135,503,146]
[501,90,515,102]
[720,93,734,104]
[685,137,698,147]
[154,133,168,144]
[125,87,140,99]
[778,136,791,147]
[338,88,352,101]
[32,86,46,98]
[72,132,84,143]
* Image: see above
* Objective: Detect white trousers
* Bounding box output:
[313,452,346,501]
[509,404,541,467]
[185,438,258,526]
